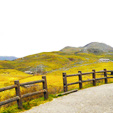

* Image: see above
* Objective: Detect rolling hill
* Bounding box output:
[61,42,113,54]
[1,42,113,113]
[0,42,113,74]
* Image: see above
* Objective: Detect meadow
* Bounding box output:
[0,51,113,113]
[1,62,113,100]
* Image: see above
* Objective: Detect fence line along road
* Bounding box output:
[0,76,48,109]
[1,68,113,109]
[63,69,113,92]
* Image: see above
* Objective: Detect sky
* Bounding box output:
[0,0,113,58]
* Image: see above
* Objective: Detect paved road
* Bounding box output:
[22,84,113,113]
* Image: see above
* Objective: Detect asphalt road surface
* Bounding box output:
[22,83,113,113]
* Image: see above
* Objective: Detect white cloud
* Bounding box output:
[0,0,113,57]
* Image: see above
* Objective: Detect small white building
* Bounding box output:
[99,58,110,62]
[24,71,33,74]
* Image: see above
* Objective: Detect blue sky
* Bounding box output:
[0,0,113,57]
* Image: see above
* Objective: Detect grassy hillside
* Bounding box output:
[0,51,91,72]
[0,50,113,89]
[60,46,82,53]
[1,48,113,113]
[0,51,113,74]
[0,42,113,74]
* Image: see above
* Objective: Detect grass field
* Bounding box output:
[1,62,113,99]
[0,51,113,113]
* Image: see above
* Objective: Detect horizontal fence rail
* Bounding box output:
[0,85,17,92]
[63,69,113,92]
[20,80,45,86]
[0,76,48,109]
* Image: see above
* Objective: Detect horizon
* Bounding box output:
[0,0,113,57]
[0,41,113,58]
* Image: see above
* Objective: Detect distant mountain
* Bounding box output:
[0,42,113,73]
[60,42,113,54]
[60,46,82,53]
[83,42,113,53]
[0,56,17,61]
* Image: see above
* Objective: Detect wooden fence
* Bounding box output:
[1,69,113,109]
[63,69,113,92]
[0,76,48,109]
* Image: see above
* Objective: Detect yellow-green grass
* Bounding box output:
[0,62,113,113]
[0,52,101,73]
[0,69,32,88]
[0,96,53,113]
[12,52,113,72]
[12,52,88,72]
[1,61,113,91]
[0,51,113,112]
[0,51,112,74]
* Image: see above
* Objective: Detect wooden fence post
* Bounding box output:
[104,69,108,84]
[78,71,82,89]
[42,76,48,100]
[63,73,68,92]
[111,71,113,75]
[92,70,96,86]
[14,80,22,109]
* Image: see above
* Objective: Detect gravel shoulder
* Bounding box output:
[22,83,113,113]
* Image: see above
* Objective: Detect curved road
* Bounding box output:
[22,84,113,113]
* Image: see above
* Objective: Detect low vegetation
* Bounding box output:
[0,42,113,113]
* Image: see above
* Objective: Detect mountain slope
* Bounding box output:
[0,56,17,61]
[83,42,113,53]
[61,42,113,54]
[12,51,88,72]
[0,51,97,73]
[0,42,113,74]
[60,46,82,53]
